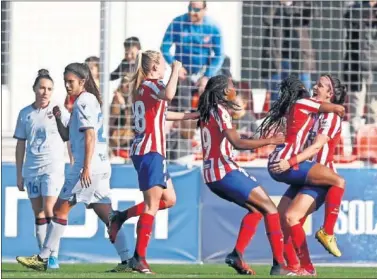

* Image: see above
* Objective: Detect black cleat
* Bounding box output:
[225,250,256,275]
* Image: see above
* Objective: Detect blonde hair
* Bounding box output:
[128,50,161,98]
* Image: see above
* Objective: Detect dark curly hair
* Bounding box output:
[197,75,240,125]
[257,76,309,138]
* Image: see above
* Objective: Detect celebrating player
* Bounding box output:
[14,69,69,269]
[276,75,347,275]
[197,75,297,276]
[108,51,198,274]
[260,76,346,259]
[16,63,129,272]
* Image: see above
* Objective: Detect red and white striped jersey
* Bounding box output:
[269,98,322,162]
[307,112,342,172]
[200,105,239,183]
[130,79,167,157]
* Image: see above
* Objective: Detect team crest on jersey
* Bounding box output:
[320,119,330,129]
[47,111,53,119]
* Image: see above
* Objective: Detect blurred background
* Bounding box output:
[2,1,377,265]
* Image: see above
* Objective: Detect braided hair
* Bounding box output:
[257,76,309,138]
[64,62,102,106]
[197,75,240,125]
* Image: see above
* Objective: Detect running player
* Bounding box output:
[16,63,129,272]
[261,76,346,258]
[197,74,296,276]
[108,51,198,274]
[276,75,347,275]
[14,69,69,269]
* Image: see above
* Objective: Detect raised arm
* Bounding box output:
[156,60,182,101]
[224,128,285,151]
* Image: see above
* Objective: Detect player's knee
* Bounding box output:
[285,209,300,226]
[164,195,176,208]
[262,200,278,215]
[336,177,346,189]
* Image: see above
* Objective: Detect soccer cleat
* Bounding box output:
[16,255,47,272]
[225,250,256,275]
[129,256,155,274]
[47,256,60,269]
[108,210,123,244]
[106,262,131,273]
[315,227,341,257]
[270,264,298,276]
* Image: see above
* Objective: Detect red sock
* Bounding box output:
[265,213,285,265]
[323,186,344,235]
[122,200,167,221]
[290,223,312,267]
[135,213,154,258]
[234,212,263,254]
[281,220,299,268]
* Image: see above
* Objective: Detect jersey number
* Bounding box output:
[132,101,146,133]
[97,113,106,143]
[201,127,211,160]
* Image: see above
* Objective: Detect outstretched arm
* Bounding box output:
[224,128,285,151]
[166,111,199,121]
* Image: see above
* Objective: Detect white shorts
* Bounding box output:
[59,171,112,208]
[24,173,65,199]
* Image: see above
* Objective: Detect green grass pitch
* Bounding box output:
[2,263,377,278]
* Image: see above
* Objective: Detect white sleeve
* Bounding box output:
[13,111,27,140]
[75,95,98,131]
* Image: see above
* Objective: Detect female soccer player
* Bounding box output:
[260,76,346,259]
[108,51,198,274]
[14,69,69,269]
[276,75,347,275]
[16,63,129,272]
[197,74,296,276]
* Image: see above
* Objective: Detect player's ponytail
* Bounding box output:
[323,74,347,105]
[64,63,102,106]
[197,75,240,125]
[128,50,161,100]
[33,68,53,91]
[257,76,309,138]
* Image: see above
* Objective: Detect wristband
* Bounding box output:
[288,156,298,167]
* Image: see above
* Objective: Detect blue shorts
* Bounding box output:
[283,184,327,211]
[206,169,260,207]
[269,160,316,186]
[131,152,170,191]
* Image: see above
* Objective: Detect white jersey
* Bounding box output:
[69,92,111,175]
[13,102,70,178]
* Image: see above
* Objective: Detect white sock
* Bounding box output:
[39,219,67,259]
[113,226,129,262]
[50,239,60,258]
[35,219,48,251]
